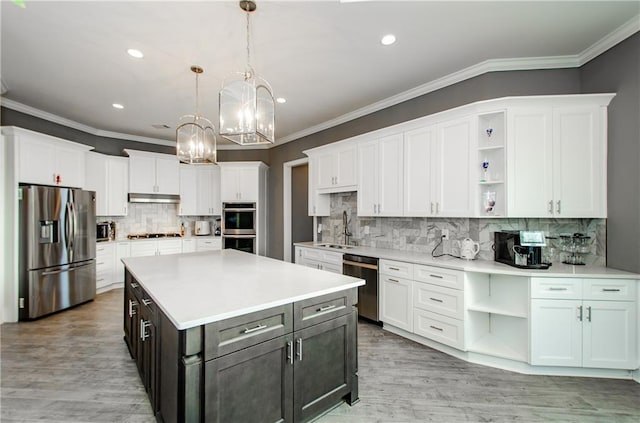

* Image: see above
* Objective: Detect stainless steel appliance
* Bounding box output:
[222,202,256,253]
[19,186,97,320]
[343,253,380,323]
[494,230,550,269]
[97,221,116,242]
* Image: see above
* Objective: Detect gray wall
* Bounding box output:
[580,33,640,273]
[291,164,312,262]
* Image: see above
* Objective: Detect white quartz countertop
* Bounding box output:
[295,242,640,279]
[122,249,365,330]
[98,235,221,244]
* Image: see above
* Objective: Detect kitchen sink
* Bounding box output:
[319,243,353,250]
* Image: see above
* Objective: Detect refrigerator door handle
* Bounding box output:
[64,202,72,253]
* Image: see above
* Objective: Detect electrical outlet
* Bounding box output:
[442,229,449,240]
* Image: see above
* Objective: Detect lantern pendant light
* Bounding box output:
[177,65,217,164]
[219,0,275,145]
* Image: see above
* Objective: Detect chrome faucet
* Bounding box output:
[342,210,352,246]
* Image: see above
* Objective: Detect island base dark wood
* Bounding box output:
[124,270,360,423]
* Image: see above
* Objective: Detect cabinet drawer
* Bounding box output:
[294,289,356,330]
[583,279,636,301]
[205,305,293,360]
[414,265,463,291]
[196,238,222,251]
[531,278,582,299]
[380,259,413,279]
[413,281,464,320]
[303,248,343,265]
[413,309,465,351]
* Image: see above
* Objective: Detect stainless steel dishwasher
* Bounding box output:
[343,253,379,323]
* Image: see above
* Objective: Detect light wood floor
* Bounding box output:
[2,289,639,422]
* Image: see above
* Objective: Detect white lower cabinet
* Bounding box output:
[531,277,637,369]
[130,239,183,257]
[96,243,116,291]
[294,246,343,274]
[380,260,413,332]
[182,238,197,253]
[196,237,222,252]
[413,309,465,350]
[115,242,130,283]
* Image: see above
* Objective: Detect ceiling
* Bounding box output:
[1,1,638,149]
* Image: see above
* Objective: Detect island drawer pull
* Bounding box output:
[602,288,621,292]
[429,297,443,303]
[548,287,567,291]
[243,324,267,334]
[142,298,153,306]
[429,274,443,279]
[128,300,138,317]
[430,325,443,332]
[318,305,336,312]
[131,282,139,288]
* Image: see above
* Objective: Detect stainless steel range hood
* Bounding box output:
[128,193,180,204]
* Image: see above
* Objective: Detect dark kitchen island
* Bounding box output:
[122,249,364,423]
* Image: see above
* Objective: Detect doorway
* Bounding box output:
[283,158,313,262]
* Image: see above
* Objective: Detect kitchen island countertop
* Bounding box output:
[122,249,364,330]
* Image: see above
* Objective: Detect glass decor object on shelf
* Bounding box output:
[481,158,490,181]
[486,128,493,138]
[219,0,275,146]
[483,191,496,214]
[176,66,217,164]
[559,233,592,265]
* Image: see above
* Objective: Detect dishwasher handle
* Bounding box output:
[343,259,378,271]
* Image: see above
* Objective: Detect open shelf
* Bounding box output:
[466,273,529,317]
[466,328,528,362]
[466,304,527,319]
[479,180,505,185]
[478,145,505,152]
[476,111,506,217]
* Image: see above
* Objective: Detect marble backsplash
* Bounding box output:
[319,192,606,266]
[96,203,219,239]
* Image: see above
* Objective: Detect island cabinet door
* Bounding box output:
[293,312,355,422]
[123,283,138,359]
[204,335,294,423]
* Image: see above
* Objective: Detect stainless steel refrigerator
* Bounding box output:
[19,186,97,320]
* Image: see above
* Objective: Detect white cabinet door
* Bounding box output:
[196,237,222,251]
[182,238,196,253]
[157,239,183,255]
[314,144,357,192]
[531,299,583,367]
[95,243,115,290]
[552,105,605,217]
[380,274,413,332]
[507,107,554,217]
[179,165,198,216]
[155,156,180,195]
[582,300,636,369]
[315,152,336,190]
[404,125,435,216]
[220,166,239,202]
[221,165,259,202]
[19,135,56,185]
[437,117,472,217]
[129,240,158,257]
[55,147,86,188]
[128,155,157,194]
[106,157,129,216]
[307,158,329,216]
[357,140,378,216]
[336,146,357,187]
[378,134,404,216]
[85,152,109,216]
[115,241,131,283]
[238,166,258,202]
[210,165,221,215]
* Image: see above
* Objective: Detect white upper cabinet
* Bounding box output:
[307,158,330,217]
[219,162,266,203]
[357,133,404,217]
[313,143,357,193]
[85,152,129,216]
[507,95,612,218]
[180,164,221,216]
[6,127,92,188]
[125,150,179,195]
[403,117,473,217]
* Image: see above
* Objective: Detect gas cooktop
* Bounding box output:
[127,233,182,240]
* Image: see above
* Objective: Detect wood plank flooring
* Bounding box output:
[2,289,639,422]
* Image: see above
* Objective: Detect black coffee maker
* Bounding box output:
[494,230,550,269]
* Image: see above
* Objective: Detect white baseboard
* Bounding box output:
[96,282,124,295]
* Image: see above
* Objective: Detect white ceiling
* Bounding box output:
[1,1,638,148]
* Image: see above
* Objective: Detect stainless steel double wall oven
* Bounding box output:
[221,202,256,254]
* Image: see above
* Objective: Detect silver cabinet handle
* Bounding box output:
[388,278,399,283]
[429,297,443,303]
[548,200,553,214]
[128,299,138,317]
[549,287,567,291]
[556,200,561,214]
[287,341,293,364]
[586,306,592,322]
[430,202,434,214]
[140,320,151,341]
[296,338,303,361]
[318,305,336,312]
[577,305,583,321]
[243,324,267,334]
[602,288,621,292]
[131,282,139,288]
[142,298,153,306]
[435,202,440,214]
[430,325,443,332]
[429,274,443,279]
[389,267,400,271]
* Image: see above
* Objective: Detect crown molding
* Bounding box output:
[2,16,638,149]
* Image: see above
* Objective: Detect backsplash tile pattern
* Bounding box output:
[319,192,606,266]
[97,203,219,239]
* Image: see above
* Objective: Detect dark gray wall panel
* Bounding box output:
[580,33,640,273]
[291,164,312,262]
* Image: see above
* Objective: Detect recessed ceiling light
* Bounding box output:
[112,103,124,109]
[381,34,396,46]
[127,48,144,59]
[276,97,286,104]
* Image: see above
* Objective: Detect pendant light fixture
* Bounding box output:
[177,65,217,164]
[219,0,275,145]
